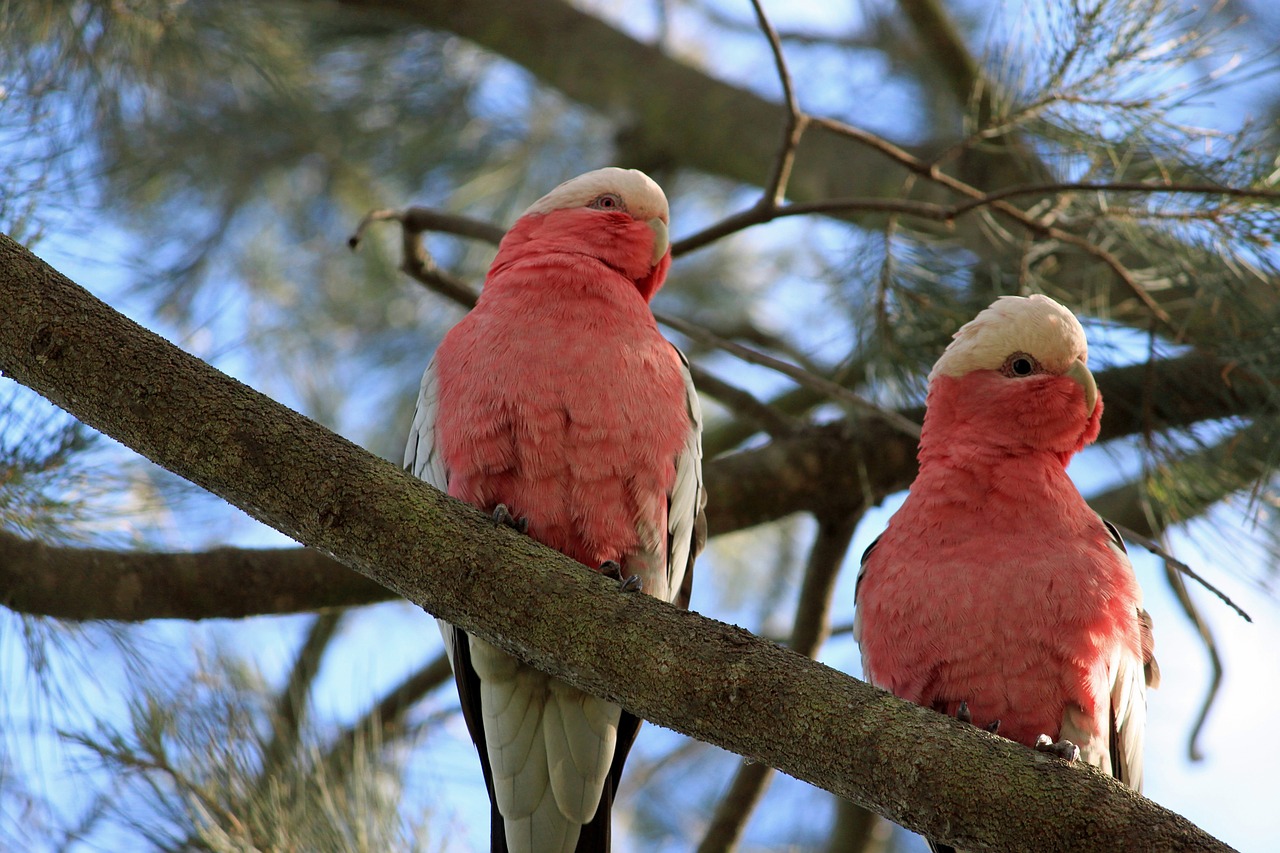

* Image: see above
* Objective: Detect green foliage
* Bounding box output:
[66,649,435,853]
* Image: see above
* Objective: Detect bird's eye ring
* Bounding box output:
[588,193,625,211]
[1001,353,1039,378]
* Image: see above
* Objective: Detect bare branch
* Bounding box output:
[348,207,481,308]
[684,362,799,439]
[349,207,504,248]
[657,311,922,440]
[1110,523,1251,623]
[0,528,393,621]
[1162,559,1223,763]
[750,0,808,207]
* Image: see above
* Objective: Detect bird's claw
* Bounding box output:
[954,701,999,734]
[599,560,643,592]
[1034,734,1080,762]
[491,504,529,534]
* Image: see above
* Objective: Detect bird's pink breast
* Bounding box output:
[858,376,1141,746]
[432,259,688,570]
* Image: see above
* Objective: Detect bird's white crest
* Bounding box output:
[522,167,669,223]
[929,294,1088,382]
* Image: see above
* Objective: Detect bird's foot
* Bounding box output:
[491,504,529,534]
[599,560,643,592]
[955,701,1000,734]
[1034,734,1080,762]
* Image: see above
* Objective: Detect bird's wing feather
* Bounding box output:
[666,346,706,609]
[544,679,623,824]
[405,357,448,492]
[853,535,881,683]
[1060,521,1153,791]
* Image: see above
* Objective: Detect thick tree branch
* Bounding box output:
[0,238,1233,851]
[334,0,937,210]
[698,512,859,853]
[0,528,393,620]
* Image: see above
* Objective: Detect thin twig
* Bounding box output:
[686,362,799,439]
[671,197,952,256]
[1109,522,1251,623]
[750,0,808,207]
[1162,559,1223,762]
[348,207,504,248]
[657,311,922,439]
[949,181,1280,217]
[808,116,1179,334]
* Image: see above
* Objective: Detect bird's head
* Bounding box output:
[498,167,671,302]
[924,294,1101,462]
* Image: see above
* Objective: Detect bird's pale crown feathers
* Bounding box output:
[929,294,1088,382]
[522,167,669,223]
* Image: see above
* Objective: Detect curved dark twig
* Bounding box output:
[1162,560,1223,762]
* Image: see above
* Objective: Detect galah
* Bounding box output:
[404,168,706,853]
[854,294,1159,850]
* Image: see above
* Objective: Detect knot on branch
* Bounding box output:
[30,324,68,363]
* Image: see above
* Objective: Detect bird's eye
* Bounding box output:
[588,193,625,211]
[1001,353,1039,377]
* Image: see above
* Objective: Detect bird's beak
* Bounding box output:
[647,217,669,267]
[1066,359,1098,416]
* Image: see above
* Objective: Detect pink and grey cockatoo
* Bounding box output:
[854,294,1159,850]
[404,168,705,853]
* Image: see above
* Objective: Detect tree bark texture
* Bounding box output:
[0,236,1236,851]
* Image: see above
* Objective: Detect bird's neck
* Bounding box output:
[475,252,659,337]
[913,375,1088,505]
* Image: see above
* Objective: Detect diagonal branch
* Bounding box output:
[698,511,860,853]
[0,234,1233,852]
[4,348,1268,624]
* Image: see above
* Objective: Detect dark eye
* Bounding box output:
[588,193,624,211]
[1001,353,1039,377]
